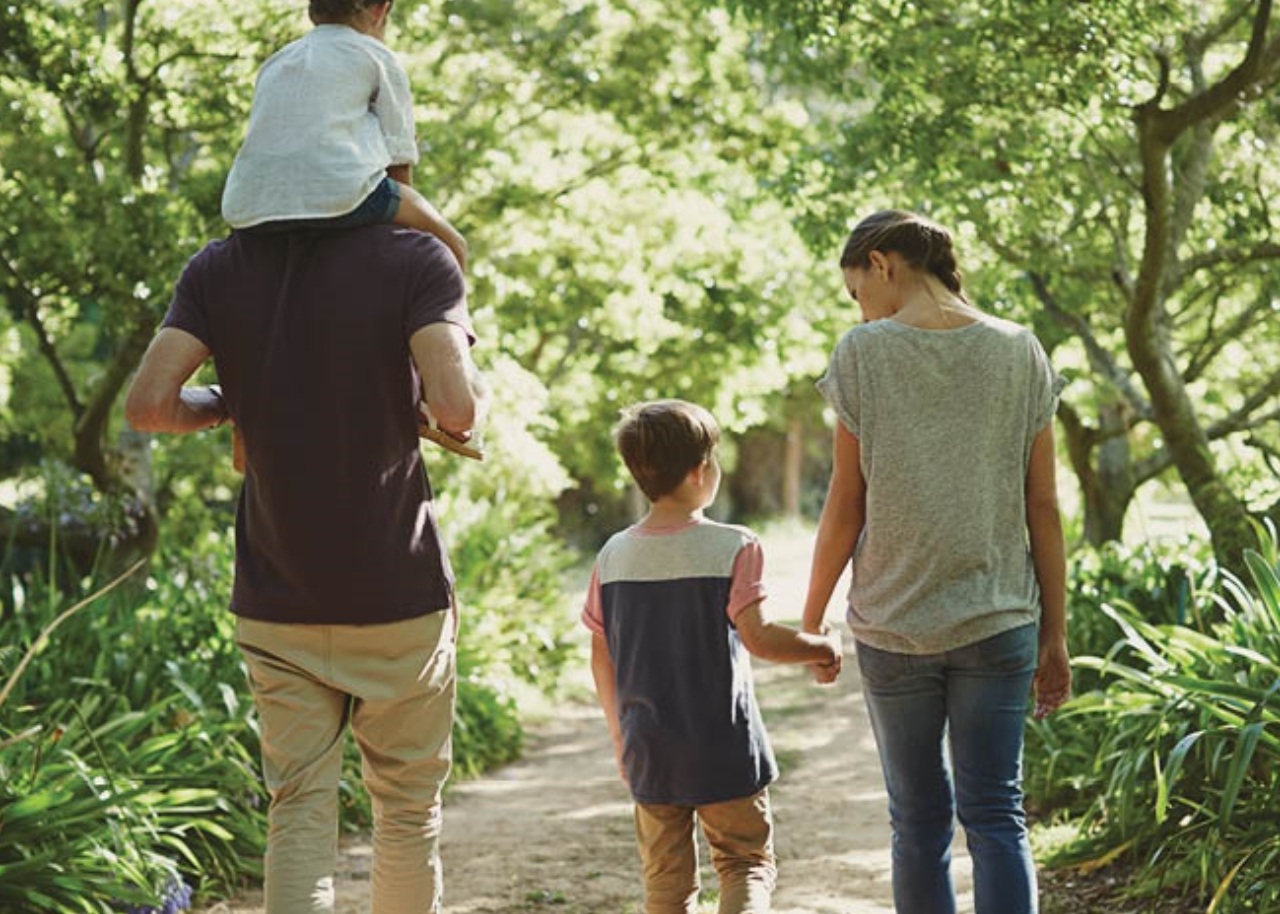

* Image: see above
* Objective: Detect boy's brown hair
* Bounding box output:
[614,400,720,502]
[309,0,389,25]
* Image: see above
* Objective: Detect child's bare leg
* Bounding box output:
[392,183,468,271]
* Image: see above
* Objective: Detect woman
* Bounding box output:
[802,210,1071,914]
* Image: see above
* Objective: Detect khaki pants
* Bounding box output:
[236,608,456,914]
[634,789,777,914]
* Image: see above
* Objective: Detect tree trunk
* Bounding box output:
[782,417,803,519]
[1130,108,1258,576]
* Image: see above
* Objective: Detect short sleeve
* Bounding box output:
[372,48,420,166]
[816,330,860,437]
[403,234,476,344]
[581,564,605,635]
[726,538,767,621]
[160,248,212,348]
[1029,335,1066,431]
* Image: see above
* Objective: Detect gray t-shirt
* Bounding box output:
[817,316,1064,654]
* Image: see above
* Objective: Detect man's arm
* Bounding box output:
[409,322,490,435]
[125,328,225,433]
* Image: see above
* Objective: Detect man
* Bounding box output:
[126,223,488,914]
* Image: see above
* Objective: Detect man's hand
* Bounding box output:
[125,328,222,434]
[417,401,485,460]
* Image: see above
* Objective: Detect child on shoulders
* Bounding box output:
[221,0,468,271]
[583,399,841,913]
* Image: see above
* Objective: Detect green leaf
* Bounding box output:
[1219,721,1267,831]
[1156,730,1206,825]
[1243,550,1280,633]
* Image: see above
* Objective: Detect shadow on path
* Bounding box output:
[198,526,980,913]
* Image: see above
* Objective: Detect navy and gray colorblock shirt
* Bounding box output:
[583,518,779,806]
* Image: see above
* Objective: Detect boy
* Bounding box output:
[221,0,468,272]
[583,399,842,913]
[220,0,482,463]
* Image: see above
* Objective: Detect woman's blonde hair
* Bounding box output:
[840,210,968,302]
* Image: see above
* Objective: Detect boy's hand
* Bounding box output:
[614,742,628,785]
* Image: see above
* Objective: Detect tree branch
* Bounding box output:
[72,314,154,491]
[1154,0,1275,142]
[122,0,147,182]
[1165,125,1216,281]
[1206,380,1280,439]
[1182,291,1272,383]
[1245,434,1280,480]
[1056,400,1098,492]
[1133,449,1174,486]
[1173,241,1280,286]
[0,254,84,420]
[1188,2,1255,55]
[1027,271,1151,419]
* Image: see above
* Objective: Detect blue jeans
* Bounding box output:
[856,623,1039,914]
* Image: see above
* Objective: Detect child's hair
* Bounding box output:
[309,0,388,25]
[615,400,720,502]
[840,210,968,302]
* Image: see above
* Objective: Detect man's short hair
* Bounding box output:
[614,400,720,502]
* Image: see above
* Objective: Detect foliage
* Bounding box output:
[714,0,1280,560]
[1064,539,1218,693]
[0,548,264,911]
[1026,526,1280,912]
[1,0,841,553]
[2,423,580,906]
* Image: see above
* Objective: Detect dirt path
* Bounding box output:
[198,525,980,913]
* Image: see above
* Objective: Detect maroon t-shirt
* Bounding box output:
[162,225,473,624]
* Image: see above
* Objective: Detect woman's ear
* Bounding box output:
[868,249,891,279]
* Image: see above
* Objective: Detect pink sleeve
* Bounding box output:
[726,539,767,621]
[581,564,605,635]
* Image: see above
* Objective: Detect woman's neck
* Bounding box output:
[891,277,980,329]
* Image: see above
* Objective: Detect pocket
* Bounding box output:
[854,640,911,687]
[975,623,1038,673]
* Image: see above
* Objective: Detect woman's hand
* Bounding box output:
[1033,635,1071,719]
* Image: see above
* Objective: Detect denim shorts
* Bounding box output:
[242,176,401,234]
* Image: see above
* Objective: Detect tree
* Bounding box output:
[717,0,1280,569]
[0,0,292,569]
[1,0,840,565]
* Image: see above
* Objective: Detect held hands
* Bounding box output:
[1033,635,1072,719]
[809,623,843,685]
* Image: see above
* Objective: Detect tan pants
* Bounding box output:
[634,789,777,914]
[236,609,456,914]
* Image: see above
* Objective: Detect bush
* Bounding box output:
[2,373,582,907]
[1027,526,1280,912]
[0,545,263,912]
